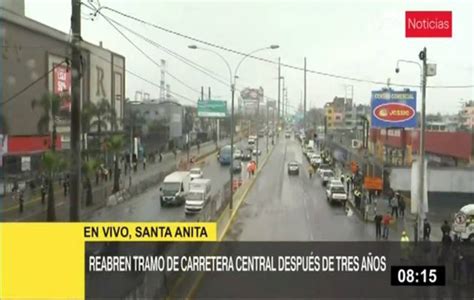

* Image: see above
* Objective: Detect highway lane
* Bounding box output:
[86,139,258,222]
[225,137,374,241]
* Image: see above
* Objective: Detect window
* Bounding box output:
[335,116,341,120]
[327,116,332,121]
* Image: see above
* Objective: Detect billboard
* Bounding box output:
[197,100,227,118]
[370,89,417,128]
[53,64,72,113]
[240,87,264,103]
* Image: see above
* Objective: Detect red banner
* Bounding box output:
[405,11,452,38]
[53,64,72,112]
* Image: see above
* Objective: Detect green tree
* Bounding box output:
[31,93,65,151]
[41,151,67,221]
[91,98,117,137]
[106,135,124,193]
[82,159,100,206]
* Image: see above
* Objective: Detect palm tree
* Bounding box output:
[106,135,124,193]
[82,159,100,206]
[32,93,64,151]
[41,151,67,221]
[91,98,117,137]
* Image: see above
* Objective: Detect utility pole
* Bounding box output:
[277,57,281,135]
[208,87,211,99]
[417,47,428,242]
[201,86,204,101]
[69,0,81,221]
[256,90,261,167]
[303,57,307,134]
[266,101,269,152]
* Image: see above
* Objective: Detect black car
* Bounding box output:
[232,160,242,174]
[242,150,252,161]
[287,161,300,175]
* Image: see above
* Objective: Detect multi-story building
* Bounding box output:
[460,100,474,129]
[1,0,125,174]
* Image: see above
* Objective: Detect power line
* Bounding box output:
[1,60,68,106]
[83,1,202,95]
[96,4,474,89]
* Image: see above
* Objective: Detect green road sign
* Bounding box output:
[197,100,227,118]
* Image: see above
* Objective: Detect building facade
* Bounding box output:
[1,1,125,173]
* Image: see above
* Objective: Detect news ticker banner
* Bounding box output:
[0,222,216,299]
[85,242,474,299]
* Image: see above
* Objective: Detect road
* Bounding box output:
[225,136,374,241]
[86,138,266,222]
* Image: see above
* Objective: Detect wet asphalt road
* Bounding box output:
[86,139,263,222]
[225,137,375,241]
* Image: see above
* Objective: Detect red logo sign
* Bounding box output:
[53,64,72,112]
[373,103,415,123]
[405,11,452,38]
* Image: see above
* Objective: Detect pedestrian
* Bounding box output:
[441,220,451,237]
[382,211,392,239]
[308,166,314,178]
[18,189,24,213]
[340,174,345,184]
[143,157,147,170]
[390,194,398,218]
[247,162,252,178]
[346,175,351,194]
[197,142,200,153]
[40,183,46,205]
[159,151,163,163]
[374,213,383,240]
[354,189,362,210]
[423,218,431,241]
[398,193,406,218]
[400,231,411,262]
[63,174,70,197]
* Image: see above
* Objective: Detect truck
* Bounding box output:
[185,179,212,215]
[160,171,190,207]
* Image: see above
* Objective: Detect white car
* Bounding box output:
[310,154,322,166]
[252,149,262,156]
[326,181,347,204]
[321,169,335,186]
[306,151,315,160]
[233,149,243,159]
[189,168,203,180]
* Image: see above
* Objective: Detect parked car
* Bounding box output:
[310,154,322,167]
[252,149,262,156]
[285,131,291,138]
[190,168,203,180]
[317,163,331,175]
[326,180,347,205]
[321,169,335,186]
[287,161,300,175]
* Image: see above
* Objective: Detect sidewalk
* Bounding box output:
[1,140,225,221]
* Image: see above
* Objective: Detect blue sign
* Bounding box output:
[370,90,417,128]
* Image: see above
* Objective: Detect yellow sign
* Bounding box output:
[0,222,216,299]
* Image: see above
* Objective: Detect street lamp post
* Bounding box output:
[396,47,435,242]
[188,44,279,210]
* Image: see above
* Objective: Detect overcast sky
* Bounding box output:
[25,0,473,114]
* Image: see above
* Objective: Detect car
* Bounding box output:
[287,161,300,175]
[285,132,291,138]
[189,168,203,180]
[252,149,262,156]
[310,154,322,166]
[232,160,242,174]
[306,150,315,160]
[321,169,335,186]
[326,181,347,204]
[241,150,252,161]
[234,149,243,159]
[317,163,331,175]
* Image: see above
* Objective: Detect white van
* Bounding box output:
[452,204,474,241]
[185,179,212,215]
[160,171,190,207]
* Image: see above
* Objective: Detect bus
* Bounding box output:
[218,145,232,165]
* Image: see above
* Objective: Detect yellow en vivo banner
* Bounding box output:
[0,222,216,299]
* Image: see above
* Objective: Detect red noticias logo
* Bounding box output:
[373,103,415,123]
[405,11,452,38]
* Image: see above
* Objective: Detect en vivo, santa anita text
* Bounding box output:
[88,255,387,272]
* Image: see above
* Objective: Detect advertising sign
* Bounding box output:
[370,90,417,128]
[197,100,227,118]
[240,87,264,103]
[21,156,31,172]
[53,64,72,113]
[363,176,383,190]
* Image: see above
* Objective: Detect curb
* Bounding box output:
[184,141,276,300]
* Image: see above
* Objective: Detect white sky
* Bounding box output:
[25,0,474,114]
